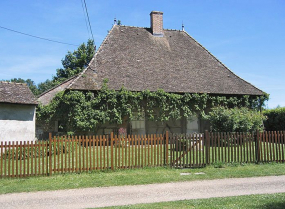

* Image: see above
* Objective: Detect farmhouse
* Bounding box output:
[0,82,38,142]
[38,11,263,137]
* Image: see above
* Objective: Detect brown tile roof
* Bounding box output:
[0,82,38,105]
[68,25,263,96]
[37,76,77,105]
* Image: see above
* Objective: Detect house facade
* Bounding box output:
[37,11,263,137]
[0,82,38,142]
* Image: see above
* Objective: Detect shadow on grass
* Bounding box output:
[256,201,285,209]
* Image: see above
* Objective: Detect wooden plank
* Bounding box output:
[72,136,75,172]
[147,135,150,167]
[82,136,85,171]
[111,133,114,170]
[11,141,15,177]
[194,134,199,166]
[248,133,252,162]
[199,134,202,167]
[64,135,67,172]
[120,136,125,168]
[277,131,280,162]
[118,135,121,169]
[114,135,117,169]
[27,141,30,176]
[79,136,82,172]
[15,141,19,177]
[4,141,7,177]
[259,132,263,162]
[185,135,189,167]
[153,134,157,166]
[159,134,161,166]
[134,135,136,168]
[41,140,44,176]
[19,141,23,177]
[0,142,3,177]
[45,140,48,175]
[143,135,147,167]
[86,136,89,171]
[271,132,275,162]
[104,135,107,169]
[142,135,144,168]
[190,134,193,166]
[280,131,285,162]
[8,141,11,177]
[211,133,214,163]
[105,136,108,170]
[126,136,129,168]
[96,136,99,170]
[92,136,95,170]
[75,136,78,172]
[60,136,63,173]
[49,133,52,176]
[269,132,272,161]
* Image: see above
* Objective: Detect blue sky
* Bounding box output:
[0,0,284,108]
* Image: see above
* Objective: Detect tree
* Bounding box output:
[54,39,95,81]
[263,107,285,131]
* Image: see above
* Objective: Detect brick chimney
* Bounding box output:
[150,11,163,37]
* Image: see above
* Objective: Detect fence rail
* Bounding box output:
[1,131,285,178]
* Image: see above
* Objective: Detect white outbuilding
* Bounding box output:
[0,82,38,142]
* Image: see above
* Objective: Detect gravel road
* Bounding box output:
[1,175,285,209]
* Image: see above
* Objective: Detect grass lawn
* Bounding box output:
[1,162,285,194]
[101,193,285,209]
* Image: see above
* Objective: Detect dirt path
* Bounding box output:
[1,175,285,209]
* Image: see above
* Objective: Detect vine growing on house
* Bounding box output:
[37,82,268,133]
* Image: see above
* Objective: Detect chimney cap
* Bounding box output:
[150,11,163,15]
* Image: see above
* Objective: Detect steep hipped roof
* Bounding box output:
[0,82,38,105]
[68,25,263,95]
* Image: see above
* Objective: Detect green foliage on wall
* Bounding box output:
[37,82,268,133]
[263,107,285,131]
[205,106,266,132]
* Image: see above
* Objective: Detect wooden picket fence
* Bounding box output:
[0,132,168,178]
[0,131,285,178]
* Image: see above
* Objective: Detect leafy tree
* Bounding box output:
[54,39,95,81]
[263,107,285,131]
[205,106,265,132]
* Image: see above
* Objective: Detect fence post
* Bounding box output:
[205,130,210,165]
[255,130,260,163]
[164,131,169,166]
[49,133,53,176]
[110,132,114,170]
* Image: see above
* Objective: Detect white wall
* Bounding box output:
[0,103,36,142]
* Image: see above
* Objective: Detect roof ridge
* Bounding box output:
[114,25,182,32]
[36,76,77,98]
[182,30,264,94]
[0,81,27,86]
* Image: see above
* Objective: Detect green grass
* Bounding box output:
[101,193,285,209]
[1,162,285,194]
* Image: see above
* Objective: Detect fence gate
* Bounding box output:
[169,133,205,168]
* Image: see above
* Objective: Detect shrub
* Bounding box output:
[205,106,265,132]
[263,107,285,131]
